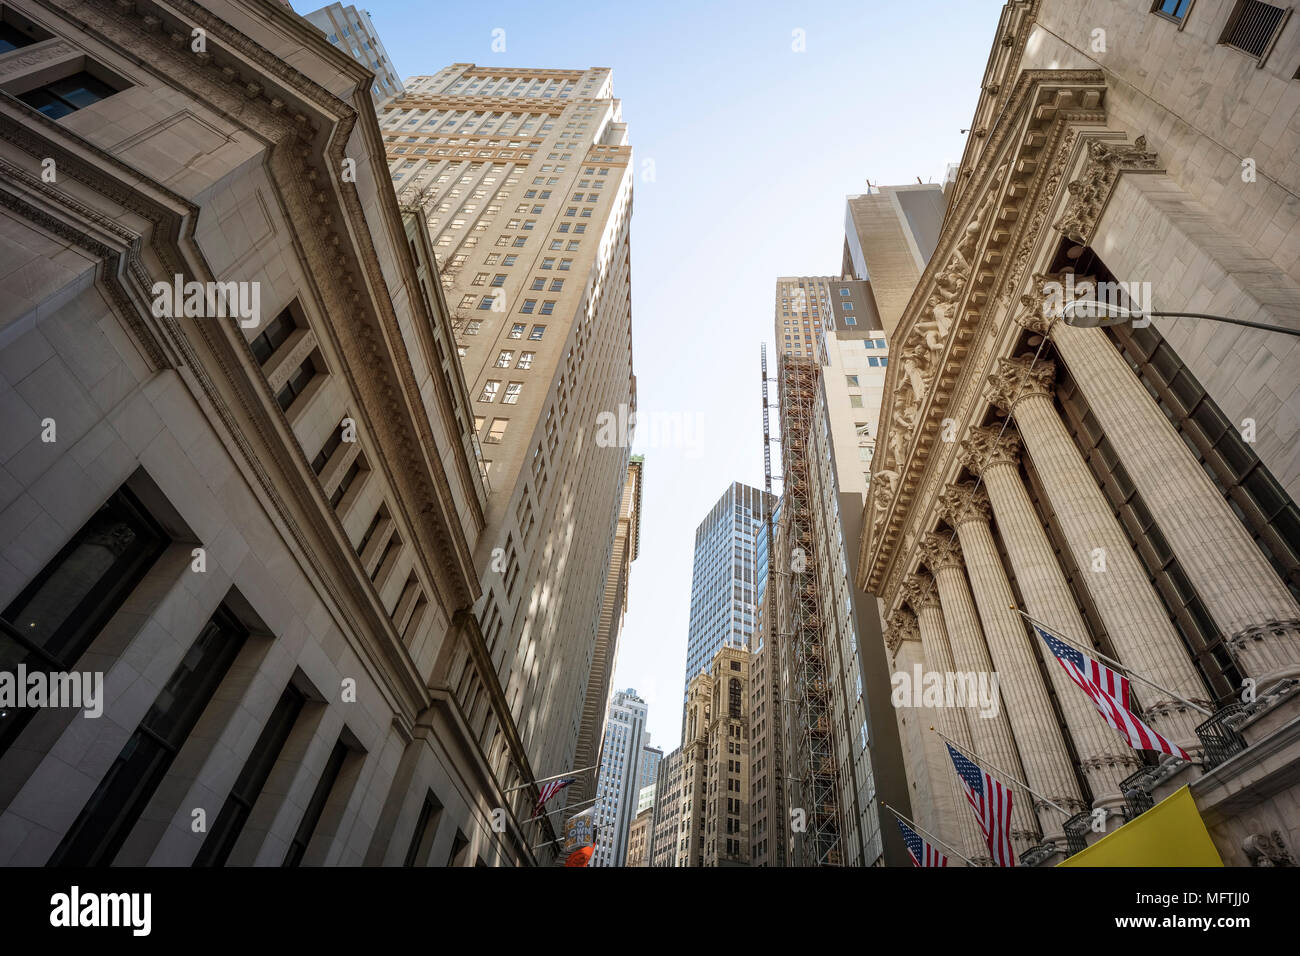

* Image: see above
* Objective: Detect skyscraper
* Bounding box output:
[683,483,773,708]
[591,689,648,867]
[301,3,404,103]
[571,457,645,808]
[377,66,637,822]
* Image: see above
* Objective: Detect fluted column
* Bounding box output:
[961,424,1139,808]
[937,481,1084,842]
[987,355,1211,754]
[1021,288,1300,686]
[884,608,959,854]
[901,573,989,865]
[918,534,1041,857]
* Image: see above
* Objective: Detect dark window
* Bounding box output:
[194,684,306,866]
[311,421,346,475]
[1,487,168,755]
[49,605,250,866]
[282,738,349,866]
[249,309,296,365]
[0,21,39,53]
[329,458,364,509]
[447,829,470,866]
[18,70,119,119]
[275,354,317,412]
[1152,0,1192,20]
[403,792,443,866]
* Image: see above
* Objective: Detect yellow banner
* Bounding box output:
[1059,786,1222,867]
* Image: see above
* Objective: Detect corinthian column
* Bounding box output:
[901,573,989,865]
[884,608,959,852]
[1020,291,1300,687]
[961,424,1139,808]
[917,533,1041,857]
[986,355,1211,754]
[936,481,1084,842]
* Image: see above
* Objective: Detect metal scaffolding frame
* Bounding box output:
[776,355,843,866]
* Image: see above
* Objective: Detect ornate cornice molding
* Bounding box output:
[1054,136,1162,245]
[860,65,1107,599]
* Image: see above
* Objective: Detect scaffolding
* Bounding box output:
[776,355,842,866]
[759,345,787,866]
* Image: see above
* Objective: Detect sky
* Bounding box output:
[302,0,1006,750]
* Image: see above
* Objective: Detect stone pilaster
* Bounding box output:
[986,355,1211,755]
[918,533,1041,857]
[1021,284,1300,688]
[961,424,1140,809]
[937,480,1085,842]
[901,573,989,865]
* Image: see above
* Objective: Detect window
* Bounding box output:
[539,301,555,315]
[529,325,546,340]
[516,351,534,369]
[404,793,444,867]
[19,70,122,119]
[471,273,488,286]
[490,274,506,287]
[850,395,864,407]
[558,259,572,271]
[0,484,168,755]
[465,320,482,335]
[1219,1,1289,58]
[842,302,854,310]
[503,255,518,266]
[479,380,501,402]
[312,420,347,474]
[549,279,564,292]
[276,353,319,412]
[485,418,508,443]
[512,237,526,247]
[50,604,250,865]
[0,19,41,53]
[541,257,555,269]
[249,308,296,365]
[530,278,545,291]
[520,299,536,314]
[329,457,364,509]
[509,323,525,339]
[283,738,351,866]
[477,295,495,310]
[495,350,514,368]
[839,288,850,297]
[194,683,306,866]
[1152,0,1193,19]
[846,375,859,387]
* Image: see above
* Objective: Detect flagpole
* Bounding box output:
[525,796,598,823]
[930,725,1073,818]
[882,802,973,867]
[503,765,598,793]
[1010,605,1212,717]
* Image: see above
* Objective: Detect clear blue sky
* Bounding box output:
[306,0,1006,750]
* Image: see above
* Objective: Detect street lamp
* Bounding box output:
[1060,297,1300,338]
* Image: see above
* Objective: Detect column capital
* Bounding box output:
[900,572,942,613]
[987,354,1056,416]
[884,608,921,654]
[1014,292,1055,336]
[960,422,1022,475]
[919,531,965,575]
[938,481,992,528]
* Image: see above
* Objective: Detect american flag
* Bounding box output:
[896,817,948,867]
[1034,624,1191,761]
[945,742,1015,867]
[533,777,575,817]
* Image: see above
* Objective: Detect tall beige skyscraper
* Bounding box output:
[377,66,637,845]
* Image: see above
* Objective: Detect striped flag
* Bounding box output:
[945,743,1015,867]
[896,817,948,868]
[1034,624,1191,761]
[533,777,575,817]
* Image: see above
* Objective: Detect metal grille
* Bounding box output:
[1195,702,1249,769]
[1222,1,1287,57]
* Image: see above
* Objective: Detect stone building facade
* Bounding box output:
[0,0,556,865]
[861,0,1300,865]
